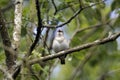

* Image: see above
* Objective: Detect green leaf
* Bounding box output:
[111,0,120,10]
[57,2,69,11]
[113,16,120,27]
[21,26,27,36]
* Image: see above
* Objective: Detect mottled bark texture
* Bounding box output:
[0,10,16,75]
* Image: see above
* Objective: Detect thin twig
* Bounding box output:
[98,68,120,80]
[29,66,40,80]
[70,20,110,42]
[42,0,106,28]
[46,60,59,80]
[56,0,105,28]
[69,48,96,80]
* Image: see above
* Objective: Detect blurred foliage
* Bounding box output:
[0,0,120,80]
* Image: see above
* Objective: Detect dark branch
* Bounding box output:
[51,0,57,15]
[56,7,83,28]
[0,9,20,80]
[29,32,120,65]
[0,9,16,72]
[42,0,106,28]
[28,0,43,56]
[56,0,105,28]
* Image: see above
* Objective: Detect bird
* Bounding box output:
[52,29,69,64]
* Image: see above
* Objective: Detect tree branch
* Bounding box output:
[11,1,23,78]
[28,0,43,56]
[51,0,57,15]
[42,0,106,28]
[29,32,120,65]
[56,0,105,28]
[0,65,13,80]
[12,0,23,50]
[0,9,16,73]
[71,21,110,41]
[97,68,120,80]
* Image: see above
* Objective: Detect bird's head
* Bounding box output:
[56,29,64,37]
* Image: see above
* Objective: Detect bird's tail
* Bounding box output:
[60,58,65,64]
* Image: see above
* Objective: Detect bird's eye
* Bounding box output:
[58,30,63,32]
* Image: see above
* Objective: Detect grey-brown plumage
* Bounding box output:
[52,29,69,64]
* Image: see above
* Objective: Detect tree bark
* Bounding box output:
[12,0,23,50]
[0,9,16,79]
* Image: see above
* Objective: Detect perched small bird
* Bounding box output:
[52,29,69,64]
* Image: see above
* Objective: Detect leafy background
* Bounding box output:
[0,0,120,80]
